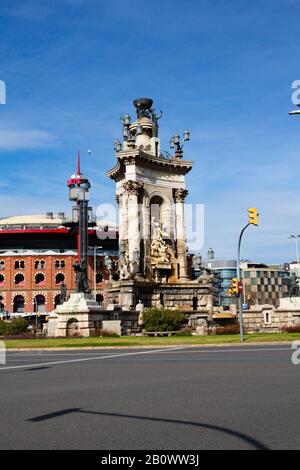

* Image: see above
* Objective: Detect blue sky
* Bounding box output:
[0,0,300,263]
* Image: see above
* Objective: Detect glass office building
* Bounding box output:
[202,259,237,308]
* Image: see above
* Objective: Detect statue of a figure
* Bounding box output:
[193,268,214,284]
[105,255,113,271]
[192,253,202,271]
[150,223,170,264]
[105,255,114,280]
[288,273,300,297]
[60,282,67,304]
[119,240,131,279]
[73,260,90,293]
[151,109,162,137]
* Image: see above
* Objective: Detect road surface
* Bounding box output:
[0,344,299,450]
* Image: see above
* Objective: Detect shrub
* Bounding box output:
[0,320,7,336]
[175,330,192,337]
[143,308,184,332]
[282,325,300,333]
[92,328,120,337]
[215,324,240,335]
[5,318,29,336]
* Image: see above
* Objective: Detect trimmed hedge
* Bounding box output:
[282,325,300,333]
[215,324,240,335]
[143,308,184,332]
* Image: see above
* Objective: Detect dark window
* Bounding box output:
[55,273,65,285]
[35,273,45,285]
[96,294,104,307]
[13,295,25,313]
[34,295,46,313]
[15,274,25,285]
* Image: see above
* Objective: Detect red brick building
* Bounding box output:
[0,213,118,314]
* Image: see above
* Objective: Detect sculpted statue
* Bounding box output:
[193,268,214,284]
[60,282,67,304]
[151,223,170,264]
[192,253,202,271]
[105,255,115,280]
[119,240,131,279]
[73,260,90,293]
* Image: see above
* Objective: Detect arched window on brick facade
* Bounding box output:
[55,260,66,269]
[35,273,45,285]
[34,295,46,313]
[15,273,25,285]
[55,273,65,285]
[35,260,45,270]
[54,294,61,307]
[15,260,25,270]
[13,295,25,313]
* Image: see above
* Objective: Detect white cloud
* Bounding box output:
[0,129,56,151]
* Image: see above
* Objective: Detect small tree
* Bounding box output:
[143,308,184,332]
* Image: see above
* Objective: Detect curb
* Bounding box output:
[4,341,296,352]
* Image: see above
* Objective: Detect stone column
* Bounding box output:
[123,180,143,275]
[117,193,127,253]
[174,188,189,281]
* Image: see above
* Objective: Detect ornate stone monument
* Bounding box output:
[107,98,216,312]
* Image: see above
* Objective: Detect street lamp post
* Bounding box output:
[88,246,103,300]
[288,234,300,269]
[34,297,38,329]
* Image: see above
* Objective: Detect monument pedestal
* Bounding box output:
[49,292,103,337]
[107,279,216,312]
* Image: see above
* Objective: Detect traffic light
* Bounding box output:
[231,278,238,294]
[248,208,259,226]
[227,278,239,296]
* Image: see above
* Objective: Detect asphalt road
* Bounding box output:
[0,345,299,450]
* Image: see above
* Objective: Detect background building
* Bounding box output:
[202,257,237,308]
[0,213,118,315]
[241,261,290,307]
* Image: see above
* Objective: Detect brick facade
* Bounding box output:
[0,254,115,314]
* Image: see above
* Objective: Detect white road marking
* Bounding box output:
[0,346,188,371]
[158,347,291,354]
[0,345,291,371]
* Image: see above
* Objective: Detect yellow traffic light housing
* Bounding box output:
[248,208,258,226]
[227,278,239,296]
[231,278,238,294]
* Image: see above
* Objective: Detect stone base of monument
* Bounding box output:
[46,293,141,337]
[48,292,103,337]
[278,296,300,310]
[107,279,215,313]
